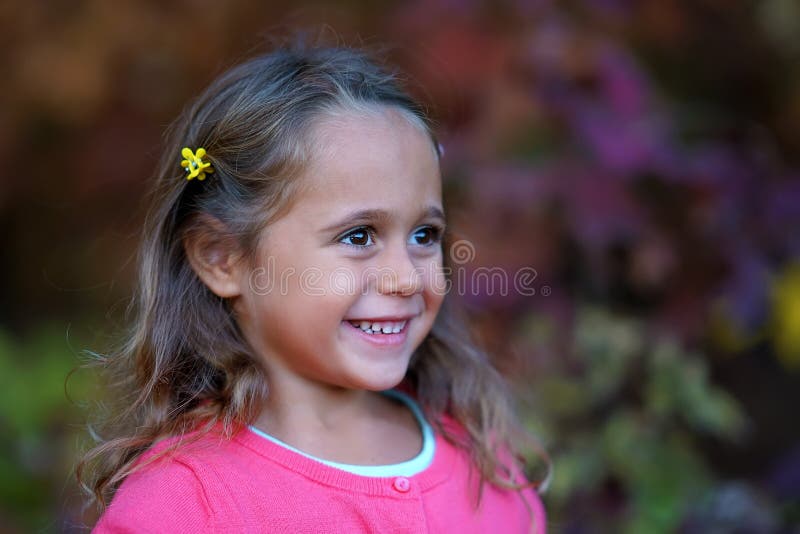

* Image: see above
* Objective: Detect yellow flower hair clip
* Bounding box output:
[180,147,214,181]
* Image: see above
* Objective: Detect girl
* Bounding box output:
[80,39,548,533]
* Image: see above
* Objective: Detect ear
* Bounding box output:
[183,215,245,299]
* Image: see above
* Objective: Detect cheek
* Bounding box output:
[324,265,364,296]
[249,242,336,298]
[421,254,446,308]
[288,266,360,326]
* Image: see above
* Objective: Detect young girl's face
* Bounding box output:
[233,107,445,395]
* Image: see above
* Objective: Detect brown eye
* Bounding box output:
[409,226,442,246]
[340,227,374,247]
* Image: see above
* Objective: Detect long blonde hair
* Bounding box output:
[78,37,550,511]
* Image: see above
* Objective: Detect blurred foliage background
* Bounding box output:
[2,0,800,532]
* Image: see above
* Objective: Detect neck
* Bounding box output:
[257,382,381,436]
[251,374,420,466]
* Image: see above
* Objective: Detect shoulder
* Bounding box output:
[491,446,548,534]
[430,414,548,533]
[93,430,246,533]
[94,451,213,533]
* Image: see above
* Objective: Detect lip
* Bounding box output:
[341,319,410,347]
[344,314,418,322]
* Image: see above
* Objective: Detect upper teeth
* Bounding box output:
[350,320,407,334]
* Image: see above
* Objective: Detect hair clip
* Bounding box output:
[180,147,214,181]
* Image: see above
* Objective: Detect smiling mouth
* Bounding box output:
[345,319,409,335]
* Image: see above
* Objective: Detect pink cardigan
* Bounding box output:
[95,419,546,533]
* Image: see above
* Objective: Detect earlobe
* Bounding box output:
[183,217,245,299]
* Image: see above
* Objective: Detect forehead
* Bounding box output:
[292,107,442,217]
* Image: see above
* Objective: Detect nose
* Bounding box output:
[372,242,424,296]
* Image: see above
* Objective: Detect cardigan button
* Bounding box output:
[392,476,411,493]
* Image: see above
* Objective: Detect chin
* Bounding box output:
[348,365,409,392]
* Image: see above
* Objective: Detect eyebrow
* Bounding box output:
[320,206,446,233]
